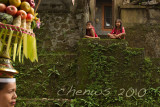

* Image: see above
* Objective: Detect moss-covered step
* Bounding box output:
[14,52,78,99]
[16,98,71,107]
[76,39,146,90]
[14,39,160,106]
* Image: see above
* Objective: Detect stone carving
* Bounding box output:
[141,0,158,5]
[123,0,160,5]
[123,0,130,5]
[130,0,140,5]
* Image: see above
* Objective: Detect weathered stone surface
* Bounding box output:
[35,0,87,52]
[149,9,160,19]
[15,39,160,106]
[120,6,160,27]
[123,0,130,5]
[37,13,84,51]
[126,24,160,58]
[121,7,148,27]
[141,0,158,5]
[145,29,160,58]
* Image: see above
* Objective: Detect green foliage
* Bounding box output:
[71,39,160,106]
[15,39,160,106]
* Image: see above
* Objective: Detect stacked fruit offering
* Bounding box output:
[0,0,40,31]
[0,0,39,63]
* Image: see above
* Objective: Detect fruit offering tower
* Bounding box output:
[0,0,41,75]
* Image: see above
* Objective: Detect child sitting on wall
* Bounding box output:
[84,21,100,39]
[107,19,126,39]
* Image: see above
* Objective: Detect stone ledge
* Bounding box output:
[120,5,160,9]
[17,98,72,102]
[120,5,147,9]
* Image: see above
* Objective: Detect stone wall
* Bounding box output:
[149,9,160,23]
[120,5,160,27]
[120,5,160,58]
[35,0,160,57]
[35,0,88,51]
[126,24,160,58]
[114,0,124,19]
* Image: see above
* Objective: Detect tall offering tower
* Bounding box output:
[0,0,40,75]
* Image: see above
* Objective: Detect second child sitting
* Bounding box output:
[107,19,126,39]
[84,21,100,39]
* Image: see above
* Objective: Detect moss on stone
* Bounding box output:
[15,38,160,106]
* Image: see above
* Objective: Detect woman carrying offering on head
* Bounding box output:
[0,80,17,107]
[0,59,18,107]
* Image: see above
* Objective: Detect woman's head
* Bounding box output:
[115,19,122,28]
[0,82,17,107]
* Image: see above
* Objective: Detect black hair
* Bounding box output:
[86,21,93,25]
[0,83,7,90]
[115,19,123,33]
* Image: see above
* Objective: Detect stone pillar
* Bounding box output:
[89,0,96,26]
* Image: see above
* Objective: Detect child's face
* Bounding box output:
[116,21,121,27]
[86,23,92,29]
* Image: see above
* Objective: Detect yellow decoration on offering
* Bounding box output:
[13,32,19,62]
[0,28,5,39]
[0,23,38,63]
[23,34,28,59]
[17,34,22,62]
[6,28,13,54]
[0,0,40,82]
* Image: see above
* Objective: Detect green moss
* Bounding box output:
[15,39,160,106]
[75,39,160,106]
[16,99,71,107]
